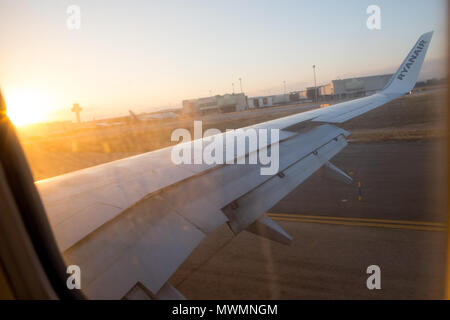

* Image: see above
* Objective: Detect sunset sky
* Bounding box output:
[0,0,447,125]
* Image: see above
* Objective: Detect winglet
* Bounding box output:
[382,31,433,95]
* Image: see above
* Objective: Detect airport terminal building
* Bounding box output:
[182,93,247,114]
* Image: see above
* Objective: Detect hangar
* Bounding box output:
[248,95,275,108]
[182,93,247,114]
[248,93,309,109]
[331,74,393,99]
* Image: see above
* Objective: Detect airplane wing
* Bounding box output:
[36,32,433,299]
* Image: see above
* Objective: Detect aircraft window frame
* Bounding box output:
[0,92,84,300]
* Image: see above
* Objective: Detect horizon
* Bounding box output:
[0,0,447,125]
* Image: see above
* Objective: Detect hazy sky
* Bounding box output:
[0,0,447,124]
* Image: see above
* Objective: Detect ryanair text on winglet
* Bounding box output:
[171,121,280,176]
[397,39,428,80]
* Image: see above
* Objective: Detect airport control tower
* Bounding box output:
[71,103,82,123]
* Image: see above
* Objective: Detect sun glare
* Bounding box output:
[4,89,55,126]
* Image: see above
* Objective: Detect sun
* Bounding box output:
[4,89,55,126]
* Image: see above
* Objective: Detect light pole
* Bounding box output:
[239,78,243,93]
[313,65,317,102]
[232,83,235,94]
